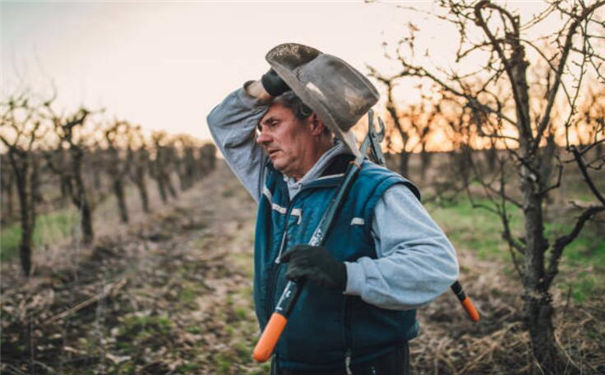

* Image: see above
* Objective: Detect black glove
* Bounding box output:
[280,245,347,291]
[261,69,290,97]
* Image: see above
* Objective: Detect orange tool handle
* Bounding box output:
[451,281,479,322]
[253,312,288,362]
[461,296,480,322]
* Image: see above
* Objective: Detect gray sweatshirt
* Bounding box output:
[207,86,459,310]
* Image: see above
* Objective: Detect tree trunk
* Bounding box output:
[525,291,557,373]
[136,180,150,213]
[131,150,150,212]
[80,200,94,244]
[155,175,168,203]
[165,172,178,198]
[55,149,72,207]
[512,42,562,372]
[59,174,71,207]
[16,167,32,276]
[162,147,179,198]
[457,145,472,186]
[153,150,171,202]
[521,177,560,374]
[13,153,36,276]
[93,167,102,190]
[185,148,195,187]
[71,178,94,244]
[520,154,561,374]
[199,144,217,176]
[175,157,185,190]
[4,172,15,222]
[71,147,94,244]
[484,145,497,171]
[420,148,432,181]
[19,228,32,277]
[113,178,129,223]
[399,151,410,177]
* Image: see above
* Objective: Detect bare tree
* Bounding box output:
[446,104,474,187]
[366,69,443,180]
[1,153,16,224]
[378,1,605,372]
[42,100,95,244]
[150,131,177,203]
[0,93,47,275]
[45,146,72,207]
[174,134,200,191]
[104,120,131,223]
[127,125,151,213]
[369,72,413,176]
[198,143,217,177]
[163,141,179,199]
[89,139,105,191]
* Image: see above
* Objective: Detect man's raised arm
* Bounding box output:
[206,82,270,201]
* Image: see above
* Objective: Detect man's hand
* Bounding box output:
[280,245,347,291]
[261,69,290,97]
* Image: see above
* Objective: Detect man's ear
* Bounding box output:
[309,113,326,136]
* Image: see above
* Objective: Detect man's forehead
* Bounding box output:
[261,102,294,122]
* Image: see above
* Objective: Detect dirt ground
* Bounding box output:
[1,161,604,374]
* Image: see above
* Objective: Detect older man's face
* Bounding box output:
[256,102,317,179]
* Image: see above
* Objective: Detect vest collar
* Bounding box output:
[269,153,355,195]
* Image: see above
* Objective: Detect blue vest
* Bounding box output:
[253,157,420,371]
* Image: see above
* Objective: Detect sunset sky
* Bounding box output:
[2,1,557,143]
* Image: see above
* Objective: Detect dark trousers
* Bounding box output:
[270,342,410,375]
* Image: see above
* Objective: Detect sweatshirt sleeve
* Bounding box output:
[344,184,459,310]
[206,86,269,202]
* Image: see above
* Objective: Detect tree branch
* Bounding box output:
[392,61,517,127]
[545,205,605,289]
[474,1,532,136]
[570,145,605,204]
[535,1,605,148]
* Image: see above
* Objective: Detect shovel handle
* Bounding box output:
[253,312,288,362]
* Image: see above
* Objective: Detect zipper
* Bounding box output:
[265,232,287,319]
[265,262,281,323]
[344,296,353,374]
[265,201,296,319]
[274,230,288,264]
[273,190,307,264]
[345,348,352,375]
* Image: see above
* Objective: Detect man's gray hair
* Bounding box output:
[275,91,313,120]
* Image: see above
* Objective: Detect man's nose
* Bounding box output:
[256,130,272,145]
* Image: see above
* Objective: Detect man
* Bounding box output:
[207,43,459,375]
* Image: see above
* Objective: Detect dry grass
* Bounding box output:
[412,250,605,374]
